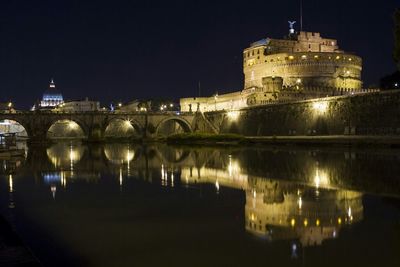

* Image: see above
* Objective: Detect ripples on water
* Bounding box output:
[1,142,400,267]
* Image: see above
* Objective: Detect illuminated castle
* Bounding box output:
[39,79,64,108]
[180,24,368,112]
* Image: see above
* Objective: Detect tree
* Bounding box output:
[394,8,400,69]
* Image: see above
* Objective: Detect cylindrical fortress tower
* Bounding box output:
[243,31,362,91]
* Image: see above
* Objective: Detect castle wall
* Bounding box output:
[205,90,400,136]
[243,52,362,89]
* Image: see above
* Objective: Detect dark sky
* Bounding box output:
[0,0,398,108]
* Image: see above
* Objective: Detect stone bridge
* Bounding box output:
[0,111,217,141]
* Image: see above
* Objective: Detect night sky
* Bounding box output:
[0,0,398,109]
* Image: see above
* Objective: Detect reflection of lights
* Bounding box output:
[312,101,328,114]
[348,207,352,218]
[171,173,174,187]
[227,110,240,121]
[253,190,256,198]
[303,219,308,227]
[250,213,255,221]
[314,168,329,188]
[9,175,13,193]
[316,219,320,226]
[51,185,57,199]
[338,217,342,225]
[227,155,240,176]
[119,168,123,186]
[291,243,298,258]
[215,180,219,192]
[298,196,302,210]
[291,218,296,227]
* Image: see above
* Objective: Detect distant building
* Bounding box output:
[180,26,373,112]
[39,79,64,109]
[0,102,14,112]
[55,98,100,112]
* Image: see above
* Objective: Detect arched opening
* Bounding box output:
[104,144,137,164]
[47,120,86,139]
[104,119,141,139]
[157,145,190,164]
[156,118,192,136]
[0,119,28,139]
[46,142,85,169]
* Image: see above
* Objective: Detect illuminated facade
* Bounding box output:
[39,79,64,108]
[55,98,100,112]
[180,27,367,112]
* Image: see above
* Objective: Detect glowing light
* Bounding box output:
[215,180,219,192]
[338,217,342,225]
[7,102,12,108]
[303,219,308,227]
[316,219,320,226]
[119,168,123,186]
[312,101,328,114]
[118,103,122,107]
[51,185,57,199]
[314,55,319,59]
[298,196,302,210]
[291,218,296,227]
[9,175,13,193]
[336,55,340,60]
[314,168,329,188]
[227,110,240,121]
[301,55,307,59]
[296,78,302,84]
[288,55,294,60]
[253,190,256,198]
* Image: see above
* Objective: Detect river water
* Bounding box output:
[1,142,400,267]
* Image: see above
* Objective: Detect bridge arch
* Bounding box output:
[103,118,143,138]
[46,119,88,139]
[155,117,192,136]
[0,118,29,138]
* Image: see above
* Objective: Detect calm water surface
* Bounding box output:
[1,142,400,267]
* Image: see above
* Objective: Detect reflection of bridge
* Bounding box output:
[7,142,366,248]
[0,111,216,141]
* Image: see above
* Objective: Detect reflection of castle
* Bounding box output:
[245,180,363,246]
[180,25,371,112]
[181,158,363,247]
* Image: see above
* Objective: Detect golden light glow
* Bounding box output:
[303,219,308,227]
[9,175,13,193]
[312,101,328,114]
[298,196,302,210]
[291,218,296,227]
[316,219,320,226]
[8,102,12,108]
[338,217,342,225]
[301,55,307,59]
[314,168,329,188]
[227,110,240,121]
[288,55,294,60]
[314,55,319,59]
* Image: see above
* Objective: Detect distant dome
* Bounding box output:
[40,79,64,108]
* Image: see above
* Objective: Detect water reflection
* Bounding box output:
[5,142,400,261]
